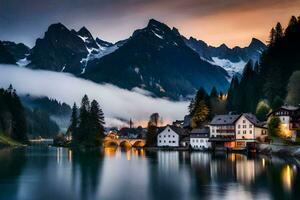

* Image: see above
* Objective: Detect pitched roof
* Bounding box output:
[210,114,240,125]
[169,125,189,136]
[281,105,300,111]
[238,113,266,128]
[190,127,210,138]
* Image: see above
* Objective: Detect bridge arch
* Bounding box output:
[119,140,132,148]
[132,140,146,147]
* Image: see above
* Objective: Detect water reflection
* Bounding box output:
[0,146,300,200]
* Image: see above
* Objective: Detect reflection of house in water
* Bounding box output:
[157,151,180,173]
[235,154,264,185]
[210,153,237,182]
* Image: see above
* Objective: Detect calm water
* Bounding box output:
[0,146,300,200]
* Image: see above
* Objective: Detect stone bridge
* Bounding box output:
[103,137,146,148]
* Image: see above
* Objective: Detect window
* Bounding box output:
[238,125,241,129]
[243,130,246,134]
[164,140,166,143]
[159,135,161,138]
[249,125,253,128]
[168,129,170,132]
[250,130,252,134]
[172,141,175,143]
[243,120,246,123]
[164,135,166,138]
[169,141,171,143]
[238,130,241,134]
[159,140,161,143]
[168,135,170,137]
[173,135,175,138]
[243,125,247,128]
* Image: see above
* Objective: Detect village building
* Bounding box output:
[190,127,211,150]
[268,105,300,140]
[209,114,240,149]
[235,113,268,149]
[209,113,268,150]
[157,125,189,147]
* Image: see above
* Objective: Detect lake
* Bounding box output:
[0,146,299,200]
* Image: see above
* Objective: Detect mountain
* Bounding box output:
[1,41,30,60]
[27,23,121,74]
[83,19,229,99]
[184,37,267,78]
[0,19,267,100]
[0,41,16,64]
[27,23,89,74]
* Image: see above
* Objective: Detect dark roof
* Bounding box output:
[190,128,210,138]
[158,125,189,136]
[239,113,267,128]
[210,114,240,125]
[169,125,189,136]
[281,105,300,111]
[268,105,300,117]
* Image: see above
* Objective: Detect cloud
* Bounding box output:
[0,64,188,127]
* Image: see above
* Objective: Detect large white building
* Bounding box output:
[190,127,211,150]
[157,125,188,147]
[235,113,268,149]
[209,113,268,150]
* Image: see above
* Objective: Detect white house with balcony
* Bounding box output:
[157,125,188,147]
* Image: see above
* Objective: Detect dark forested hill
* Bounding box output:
[227,15,300,112]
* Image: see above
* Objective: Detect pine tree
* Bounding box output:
[275,22,284,42]
[90,100,105,145]
[188,98,195,116]
[68,103,78,139]
[191,100,209,128]
[268,28,276,45]
[146,113,159,147]
[210,87,218,98]
[76,95,91,144]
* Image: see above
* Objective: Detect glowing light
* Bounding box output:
[68,149,72,163]
[282,165,294,192]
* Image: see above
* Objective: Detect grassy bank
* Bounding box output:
[0,133,25,148]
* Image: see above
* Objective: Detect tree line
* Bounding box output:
[0,85,27,142]
[226,15,300,120]
[68,95,105,148]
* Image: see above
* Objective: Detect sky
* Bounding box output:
[1,0,300,48]
[0,64,188,128]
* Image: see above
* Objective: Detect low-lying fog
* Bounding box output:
[0,64,188,127]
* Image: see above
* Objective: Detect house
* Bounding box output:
[209,114,240,149]
[268,105,300,140]
[157,125,189,147]
[209,113,268,150]
[235,113,268,149]
[190,127,211,150]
